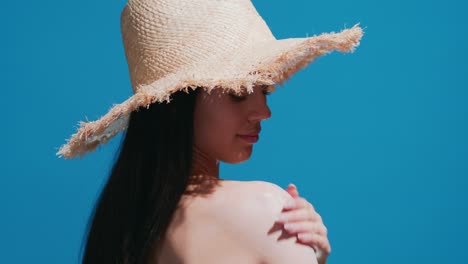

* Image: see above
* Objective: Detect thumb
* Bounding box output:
[286,183,299,197]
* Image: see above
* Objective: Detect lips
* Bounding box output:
[238,134,259,143]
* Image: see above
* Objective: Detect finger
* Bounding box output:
[286,188,299,198]
[294,197,315,211]
[276,208,317,223]
[283,197,315,211]
[283,198,297,210]
[283,221,327,235]
[297,233,332,255]
[284,221,315,233]
[286,183,300,197]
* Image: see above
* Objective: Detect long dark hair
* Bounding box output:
[82,89,199,264]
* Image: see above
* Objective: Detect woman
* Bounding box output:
[57,0,362,263]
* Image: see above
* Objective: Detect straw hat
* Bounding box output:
[57,0,363,159]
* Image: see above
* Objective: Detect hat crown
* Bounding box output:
[121,0,275,93]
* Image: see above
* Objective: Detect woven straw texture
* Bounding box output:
[57,0,364,158]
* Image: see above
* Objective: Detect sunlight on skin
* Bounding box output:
[190,84,330,263]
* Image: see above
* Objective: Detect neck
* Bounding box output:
[185,146,222,196]
[191,145,220,178]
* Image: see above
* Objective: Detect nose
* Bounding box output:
[247,93,272,123]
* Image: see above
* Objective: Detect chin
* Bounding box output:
[224,147,253,164]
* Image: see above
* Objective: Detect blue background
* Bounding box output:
[2,0,467,263]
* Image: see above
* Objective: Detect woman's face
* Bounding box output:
[193,85,272,164]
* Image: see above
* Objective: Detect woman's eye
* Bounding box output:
[229,93,247,102]
[228,87,271,102]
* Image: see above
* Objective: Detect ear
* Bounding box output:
[286,183,299,198]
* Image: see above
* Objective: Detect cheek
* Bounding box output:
[193,100,251,163]
[195,119,253,164]
[194,103,237,155]
[195,116,234,152]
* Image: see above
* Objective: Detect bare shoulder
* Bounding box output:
[250,180,294,202]
[214,180,317,263]
[230,180,292,198]
[160,180,315,264]
[241,180,293,210]
[215,180,292,213]
[200,180,291,227]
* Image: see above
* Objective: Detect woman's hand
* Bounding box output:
[276,184,331,264]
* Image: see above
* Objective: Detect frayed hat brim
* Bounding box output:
[57,25,363,158]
